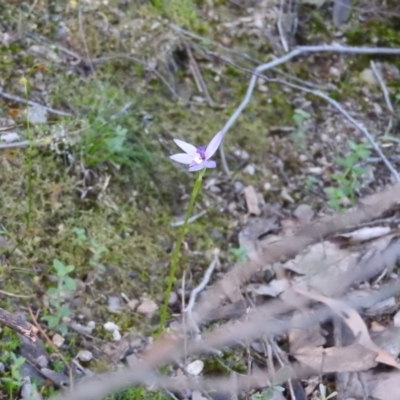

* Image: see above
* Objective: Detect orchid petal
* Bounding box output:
[203,160,216,169]
[205,130,224,160]
[173,139,197,157]
[170,153,193,164]
[189,163,205,172]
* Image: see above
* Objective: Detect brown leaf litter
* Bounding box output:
[55,178,400,400]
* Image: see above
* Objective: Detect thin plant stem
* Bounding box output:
[158,168,206,333]
[21,77,34,229]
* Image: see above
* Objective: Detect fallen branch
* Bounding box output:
[0,88,72,117]
[218,44,400,174]
[52,278,400,400]
[268,78,400,181]
[0,307,38,342]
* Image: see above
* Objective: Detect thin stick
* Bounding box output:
[218,45,400,173]
[93,55,184,103]
[268,78,400,182]
[277,0,289,52]
[370,61,395,113]
[0,289,35,299]
[53,280,400,400]
[0,89,72,117]
[0,307,38,341]
[27,307,74,389]
[184,254,219,313]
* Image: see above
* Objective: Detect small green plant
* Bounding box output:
[251,366,290,400]
[0,352,26,393]
[304,175,318,194]
[43,259,76,335]
[290,109,311,149]
[317,383,337,400]
[73,227,108,271]
[229,246,248,263]
[325,140,371,210]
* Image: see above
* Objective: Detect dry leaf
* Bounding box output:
[244,185,261,216]
[294,287,400,369]
[289,323,326,353]
[294,343,377,372]
[329,226,391,245]
[342,370,400,399]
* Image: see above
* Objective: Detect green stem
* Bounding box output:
[157,168,206,333]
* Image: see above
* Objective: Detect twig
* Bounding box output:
[268,78,400,182]
[277,0,289,52]
[53,279,400,400]
[110,102,133,120]
[0,307,38,341]
[78,7,96,76]
[0,289,35,299]
[0,88,72,117]
[0,140,31,149]
[218,44,400,174]
[27,307,74,389]
[370,60,395,138]
[184,254,219,313]
[193,182,400,325]
[209,52,399,179]
[183,40,214,106]
[170,210,207,227]
[93,55,185,102]
[27,32,82,62]
[370,61,394,114]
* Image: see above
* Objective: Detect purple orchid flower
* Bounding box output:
[169,130,224,172]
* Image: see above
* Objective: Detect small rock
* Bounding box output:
[244,164,255,175]
[113,330,122,341]
[281,189,295,203]
[128,299,139,310]
[329,66,341,79]
[52,334,65,348]
[108,296,122,313]
[263,182,271,191]
[186,359,204,376]
[234,181,244,193]
[70,322,94,335]
[21,377,43,400]
[77,350,93,362]
[1,132,20,143]
[233,148,250,160]
[359,68,378,87]
[35,355,48,369]
[87,321,96,330]
[26,104,48,124]
[137,297,158,317]
[104,321,120,332]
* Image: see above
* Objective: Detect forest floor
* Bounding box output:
[0,0,400,399]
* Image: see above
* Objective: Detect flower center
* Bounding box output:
[193,146,206,164]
